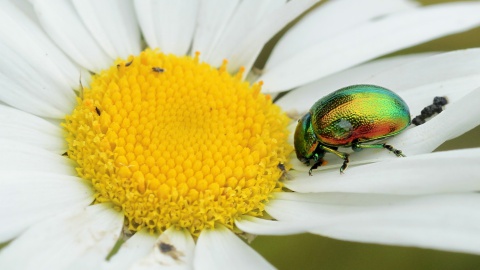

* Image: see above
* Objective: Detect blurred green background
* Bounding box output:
[253,0,480,269]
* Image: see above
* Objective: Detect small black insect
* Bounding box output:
[95,107,101,116]
[116,59,133,68]
[62,152,68,157]
[152,67,165,73]
[158,241,183,261]
[412,96,448,126]
[159,242,174,253]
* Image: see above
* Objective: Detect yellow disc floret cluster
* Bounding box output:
[63,49,292,236]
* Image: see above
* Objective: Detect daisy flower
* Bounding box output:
[1,0,480,269]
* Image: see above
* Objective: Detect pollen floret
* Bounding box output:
[64,49,291,236]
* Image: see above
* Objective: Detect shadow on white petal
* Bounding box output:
[9,0,39,24]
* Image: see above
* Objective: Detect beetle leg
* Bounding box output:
[384,144,405,157]
[352,142,405,157]
[309,159,325,176]
[339,154,349,174]
[317,145,350,174]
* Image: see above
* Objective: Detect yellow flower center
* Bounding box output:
[63,49,291,236]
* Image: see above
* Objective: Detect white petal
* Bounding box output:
[0,1,89,90]
[286,148,480,194]
[134,0,198,56]
[260,2,480,92]
[0,204,123,270]
[268,192,480,254]
[0,105,65,152]
[265,192,434,242]
[308,193,480,255]
[364,49,480,113]
[0,3,86,117]
[204,0,287,67]
[132,0,158,49]
[0,67,71,118]
[279,49,480,114]
[72,0,141,59]
[0,172,93,242]
[276,52,436,113]
[266,0,417,68]
[131,227,195,270]
[235,215,308,235]
[194,226,274,270]
[226,0,319,73]
[104,229,157,270]
[192,0,240,61]
[0,139,73,174]
[31,0,113,72]
[267,192,410,222]
[364,49,480,90]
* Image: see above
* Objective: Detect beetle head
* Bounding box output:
[294,113,319,165]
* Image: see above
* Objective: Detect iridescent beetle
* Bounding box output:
[294,84,446,175]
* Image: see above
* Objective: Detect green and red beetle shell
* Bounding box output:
[294,85,411,166]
